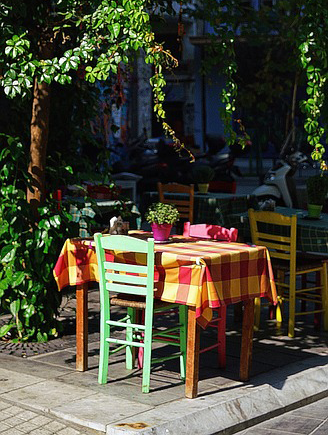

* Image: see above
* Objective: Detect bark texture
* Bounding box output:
[27,39,53,213]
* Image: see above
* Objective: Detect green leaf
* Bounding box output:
[10,299,20,316]
[0,245,15,263]
[12,272,25,287]
[112,23,121,38]
[0,324,13,337]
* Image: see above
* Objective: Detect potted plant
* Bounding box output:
[191,164,215,194]
[145,202,180,241]
[306,173,328,218]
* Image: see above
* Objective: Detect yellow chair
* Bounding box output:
[248,208,328,338]
[157,182,194,224]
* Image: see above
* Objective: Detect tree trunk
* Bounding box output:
[27,46,52,213]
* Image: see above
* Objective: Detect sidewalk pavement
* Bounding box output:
[1,289,328,435]
[237,395,328,434]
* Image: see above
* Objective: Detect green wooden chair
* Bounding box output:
[94,233,188,393]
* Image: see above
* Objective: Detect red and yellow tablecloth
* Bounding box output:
[53,235,276,327]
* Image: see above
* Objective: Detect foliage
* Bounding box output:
[0,134,95,342]
[298,0,328,162]
[188,0,328,162]
[191,164,215,184]
[0,0,193,160]
[306,173,328,205]
[145,202,179,225]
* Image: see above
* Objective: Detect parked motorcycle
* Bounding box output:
[252,129,309,208]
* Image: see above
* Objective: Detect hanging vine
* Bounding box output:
[191,0,250,148]
[298,0,328,165]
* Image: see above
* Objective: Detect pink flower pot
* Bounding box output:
[151,223,172,241]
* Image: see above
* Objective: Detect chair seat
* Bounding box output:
[111,294,174,310]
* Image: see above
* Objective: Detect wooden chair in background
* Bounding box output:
[94,234,188,393]
[157,182,194,225]
[248,209,328,338]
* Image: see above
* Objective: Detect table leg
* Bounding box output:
[185,306,200,399]
[239,298,255,381]
[76,283,88,371]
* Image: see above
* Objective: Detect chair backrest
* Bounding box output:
[183,222,238,241]
[248,208,297,270]
[157,182,194,223]
[94,234,155,301]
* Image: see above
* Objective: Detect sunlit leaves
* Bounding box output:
[298,7,328,163]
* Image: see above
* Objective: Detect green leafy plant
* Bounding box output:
[191,164,215,184]
[306,174,328,206]
[0,134,95,342]
[145,202,179,225]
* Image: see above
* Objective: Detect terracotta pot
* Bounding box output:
[307,204,322,218]
[151,223,172,241]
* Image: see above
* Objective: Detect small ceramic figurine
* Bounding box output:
[109,216,125,234]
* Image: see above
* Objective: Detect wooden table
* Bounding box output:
[54,236,276,398]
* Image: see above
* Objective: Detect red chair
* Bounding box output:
[183,222,239,368]
[183,222,238,242]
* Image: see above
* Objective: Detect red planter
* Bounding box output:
[151,223,172,241]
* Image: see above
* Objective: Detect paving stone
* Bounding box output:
[57,428,81,435]
[16,409,39,421]
[2,405,25,416]
[2,415,26,427]
[43,420,67,433]
[1,380,97,412]
[261,414,323,434]
[0,354,72,379]
[0,368,42,394]
[1,428,24,435]
[312,419,328,435]
[0,412,12,422]
[29,415,53,427]
[29,428,53,435]
[15,420,39,433]
[292,397,328,420]
[0,423,11,434]
[52,393,153,432]
[0,400,10,411]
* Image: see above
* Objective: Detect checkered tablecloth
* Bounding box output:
[53,235,276,327]
[230,206,328,254]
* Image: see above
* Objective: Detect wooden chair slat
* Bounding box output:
[105,272,148,286]
[104,261,148,275]
[248,208,328,338]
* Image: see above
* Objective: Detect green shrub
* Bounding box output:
[0,134,94,342]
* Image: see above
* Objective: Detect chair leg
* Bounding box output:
[142,306,153,394]
[179,305,188,380]
[218,306,226,369]
[254,297,261,331]
[321,262,328,331]
[98,312,110,384]
[126,307,136,370]
[276,270,284,328]
[301,274,307,313]
[288,271,297,338]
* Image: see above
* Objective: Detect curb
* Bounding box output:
[101,355,328,435]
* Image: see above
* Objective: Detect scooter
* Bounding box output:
[252,150,308,208]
